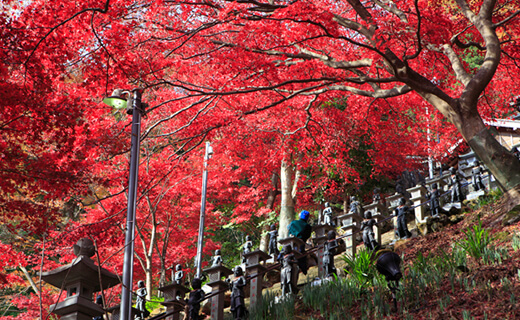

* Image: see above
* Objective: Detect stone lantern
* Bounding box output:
[41,238,120,320]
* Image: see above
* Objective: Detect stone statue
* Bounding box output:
[448,167,464,203]
[323,230,339,278]
[174,264,184,285]
[426,183,441,217]
[349,196,362,217]
[242,236,253,263]
[187,278,205,320]
[393,198,412,240]
[211,249,223,267]
[135,280,150,320]
[322,202,335,226]
[93,295,103,320]
[513,146,520,161]
[361,211,380,250]
[471,161,485,192]
[279,244,297,295]
[229,266,247,320]
[372,188,382,204]
[268,224,279,258]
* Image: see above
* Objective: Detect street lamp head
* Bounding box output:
[376,251,402,282]
[102,89,131,110]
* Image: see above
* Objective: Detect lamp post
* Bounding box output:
[195,141,213,279]
[103,88,145,320]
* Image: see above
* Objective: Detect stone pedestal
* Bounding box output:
[203,265,233,320]
[340,223,359,257]
[244,250,270,309]
[408,184,428,224]
[158,283,190,320]
[277,237,303,289]
[277,237,305,257]
[41,239,120,320]
[336,213,361,257]
[312,224,336,278]
[363,201,388,216]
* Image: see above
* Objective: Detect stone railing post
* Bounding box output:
[243,250,270,309]
[336,213,362,257]
[407,184,428,224]
[311,224,336,278]
[203,265,233,320]
[158,283,190,320]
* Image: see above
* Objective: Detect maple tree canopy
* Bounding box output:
[1,0,520,317]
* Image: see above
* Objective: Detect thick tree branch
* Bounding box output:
[372,0,408,22]
[479,0,497,19]
[455,0,501,108]
[304,84,412,98]
[332,14,373,39]
[442,44,472,86]
[296,46,373,69]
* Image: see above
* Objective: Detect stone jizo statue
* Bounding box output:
[242,236,253,263]
[361,211,380,250]
[211,249,223,267]
[279,244,297,295]
[174,264,184,285]
[448,167,464,203]
[268,224,279,258]
[426,183,441,217]
[472,161,485,192]
[135,280,150,320]
[393,198,412,240]
[322,202,334,226]
[349,196,362,217]
[373,188,382,204]
[229,266,247,320]
[187,278,205,320]
[323,230,339,278]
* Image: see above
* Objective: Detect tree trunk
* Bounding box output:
[279,160,295,239]
[457,107,520,210]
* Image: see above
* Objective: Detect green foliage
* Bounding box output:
[341,249,377,288]
[302,275,390,319]
[248,291,294,320]
[511,233,520,251]
[456,219,491,261]
[145,295,164,314]
[467,189,503,210]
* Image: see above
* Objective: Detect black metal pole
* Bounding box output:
[120,89,143,320]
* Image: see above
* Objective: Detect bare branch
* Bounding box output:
[492,10,520,28]
[23,0,111,68]
[403,0,423,61]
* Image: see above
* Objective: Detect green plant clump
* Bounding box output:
[342,249,377,288]
[456,219,491,261]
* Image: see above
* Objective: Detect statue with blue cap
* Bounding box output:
[288,210,312,274]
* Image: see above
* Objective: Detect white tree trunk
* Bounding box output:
[279,160,295,239]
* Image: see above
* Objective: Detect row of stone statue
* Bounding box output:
[137,162,490,320]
